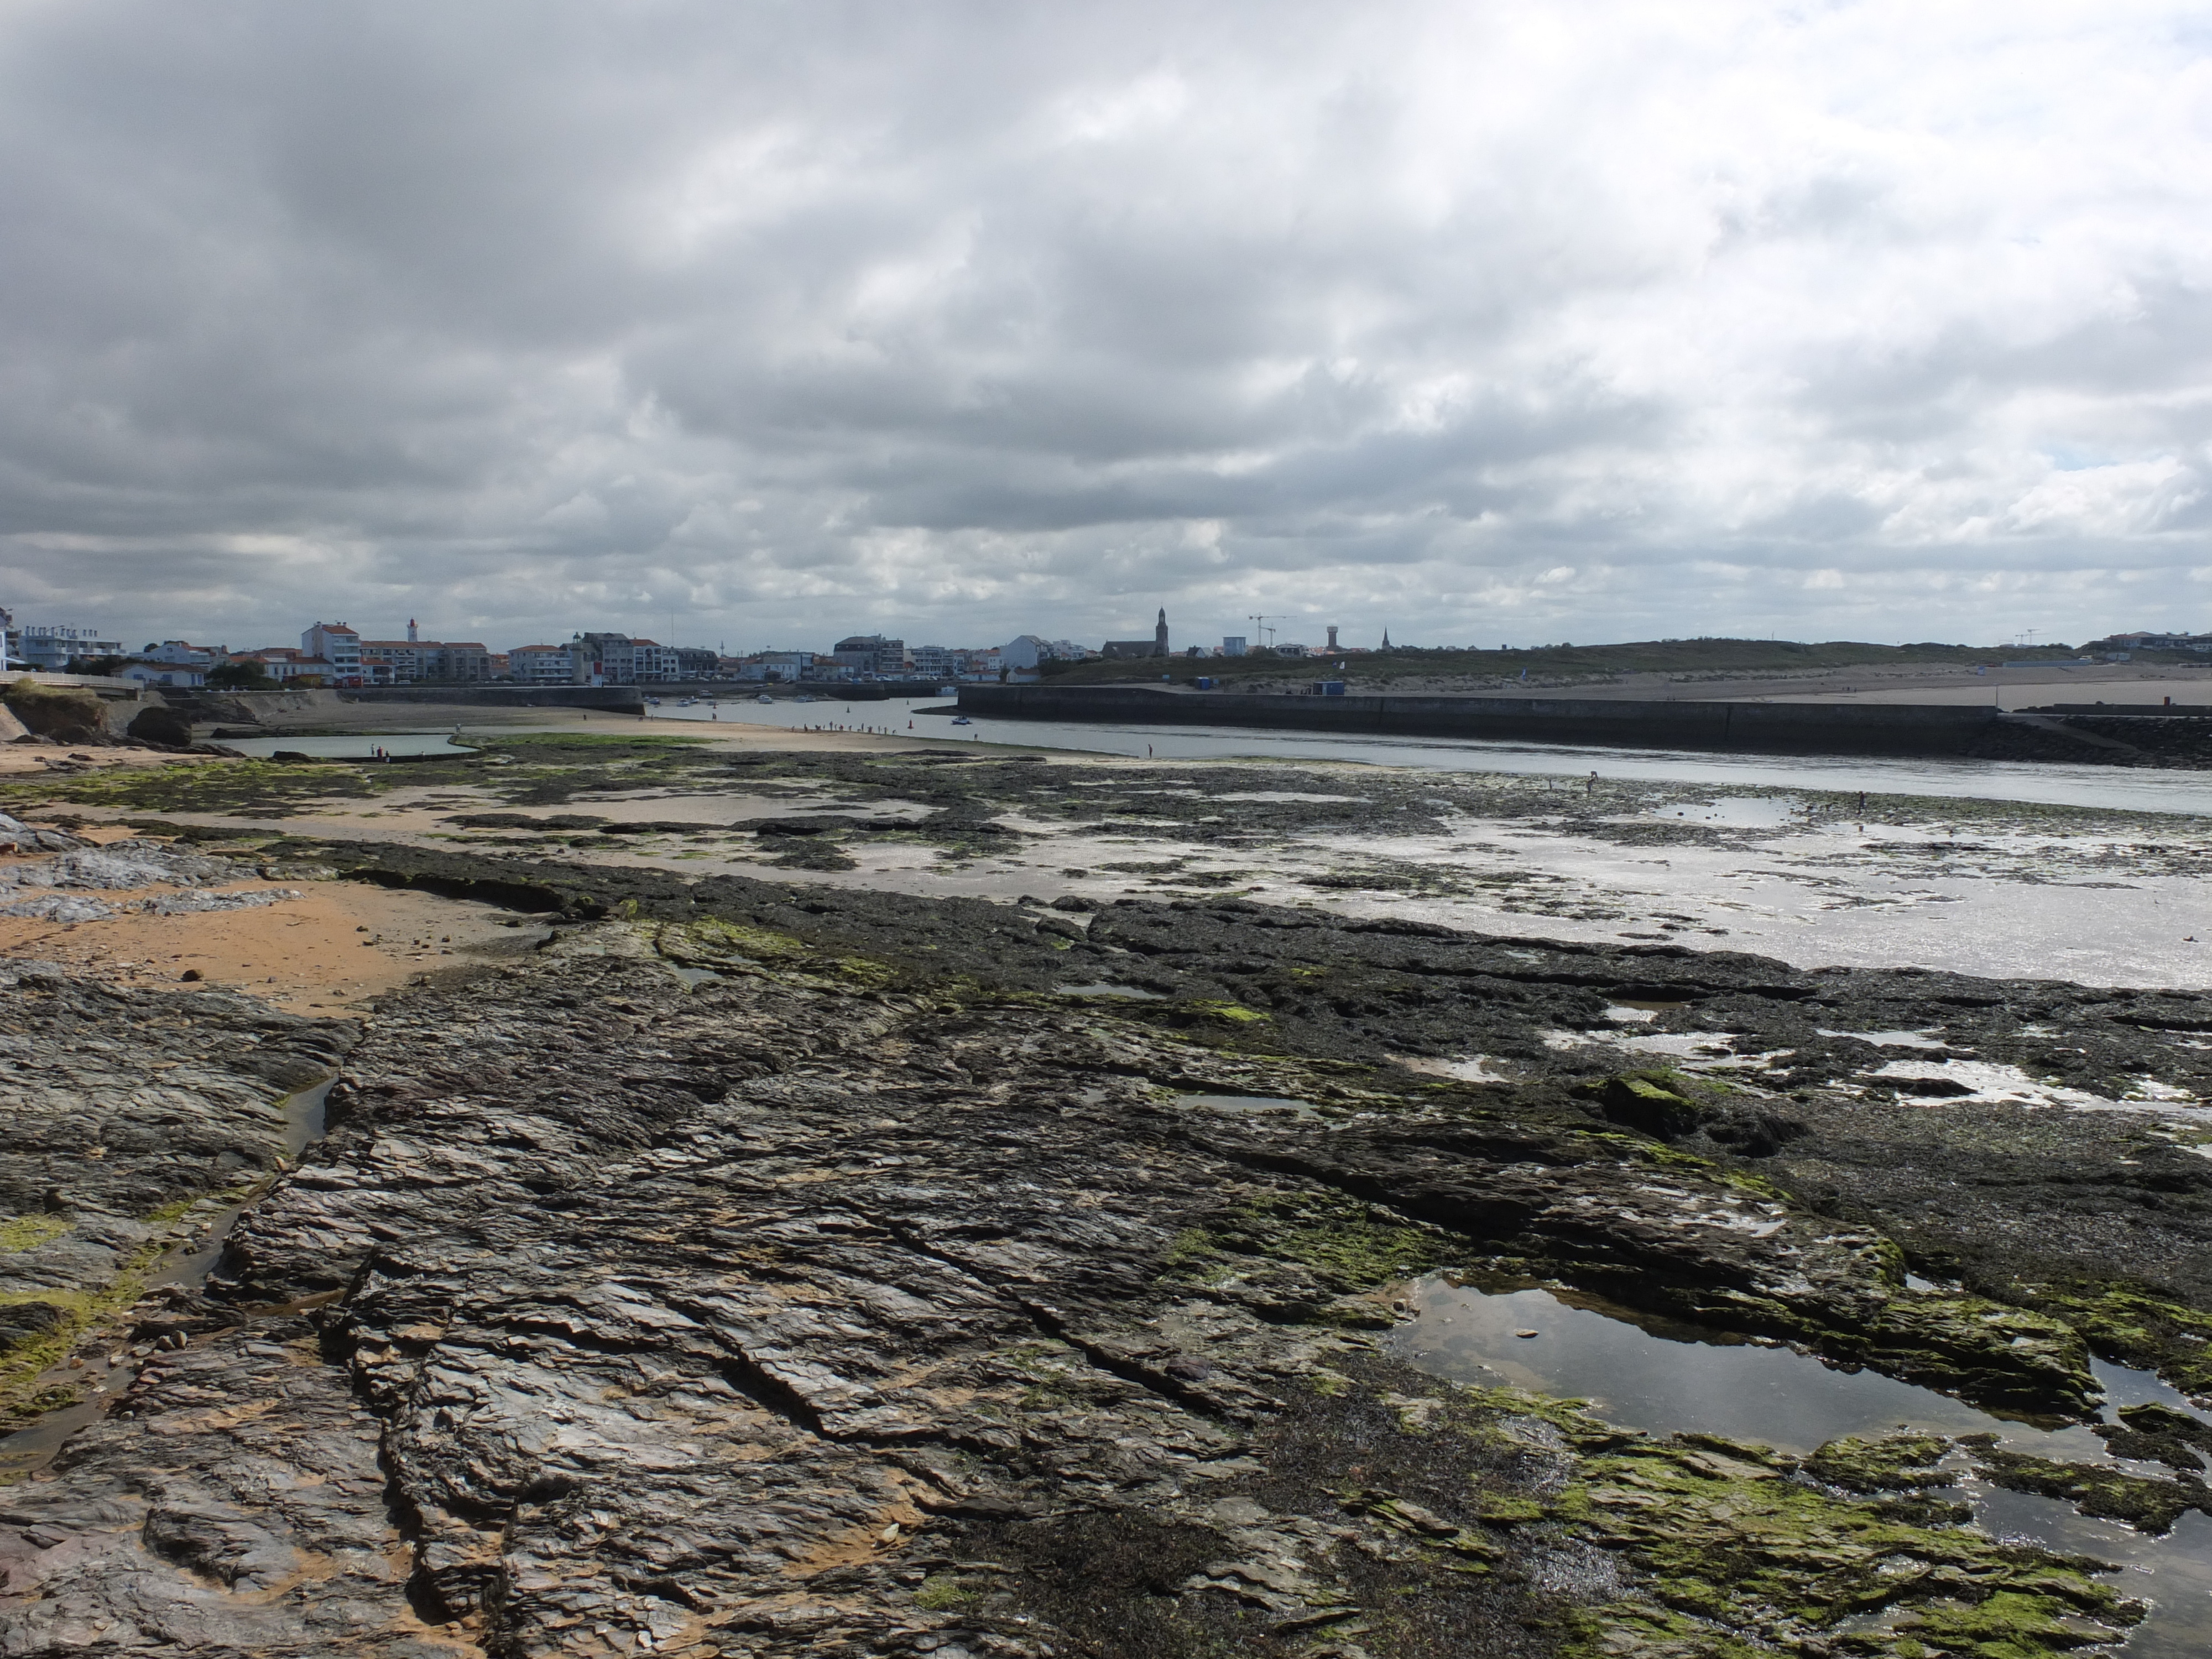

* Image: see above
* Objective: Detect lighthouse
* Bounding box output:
[1155,608,1169,656]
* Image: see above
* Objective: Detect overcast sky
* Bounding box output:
[3,1,2209,655]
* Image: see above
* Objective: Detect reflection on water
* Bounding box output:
[655,696,2212,815]
[1968,1496,2212,1659]
[1394,1275,2212,1653]
[1392,1279,2098,1455]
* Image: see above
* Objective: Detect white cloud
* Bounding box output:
[0,0,2208,652]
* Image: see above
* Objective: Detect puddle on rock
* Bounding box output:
[1607,998,1694,1020]
[1866,1056,2120,1108]
[1642,795,1803,829]
[1174,1092,1322,1120]
[0,1076,337,1481]
[1393,1277,2096,1454]
[1394,1274,2212,1654]
[1819,1027,1950,1050]
[1613,1030,1786,1070]
[1056,982,1170,999]
[1396,1054,1517,1084]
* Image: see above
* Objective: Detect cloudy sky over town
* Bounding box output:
[3,0,2209,654]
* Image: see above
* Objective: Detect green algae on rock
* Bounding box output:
[1965,1438,2212,1534]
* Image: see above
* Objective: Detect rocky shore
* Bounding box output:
[3,754,2212,1656]
[4,743,2212,1659]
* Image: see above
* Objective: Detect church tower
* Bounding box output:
[1155,608,1169,656]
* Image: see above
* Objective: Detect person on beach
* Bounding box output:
[1587,770,1598,794]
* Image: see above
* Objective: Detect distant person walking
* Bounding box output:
[1587,770,1598,795]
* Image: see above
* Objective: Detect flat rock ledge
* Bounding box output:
[0,893,2203,1657]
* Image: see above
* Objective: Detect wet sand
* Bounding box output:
[0,862,542,1015]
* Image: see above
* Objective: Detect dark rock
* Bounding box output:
[0,1302,65,1357]
[124,704,195,748]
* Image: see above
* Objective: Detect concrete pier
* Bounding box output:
[957,683,2009,757]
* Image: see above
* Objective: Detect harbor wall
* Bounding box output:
[956,684,2008,757]
[332,685,645,712]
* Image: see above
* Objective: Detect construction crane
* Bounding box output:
[1247,614,1279,650]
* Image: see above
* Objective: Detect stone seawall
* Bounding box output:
[173,684,647,725]
[959,683,2008,757]
[336,684,645,712]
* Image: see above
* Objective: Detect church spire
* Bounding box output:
[1380,626,1392,650]
[1154,607,1169,656]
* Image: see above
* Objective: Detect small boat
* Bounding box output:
[951,716,972,726]
[678,697,697,708]
[755,693,774,704]
[796,693,817,703]
[645,696,662,707]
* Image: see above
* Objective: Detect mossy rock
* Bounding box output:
[0,1301,67,1357]
[1967,1439,2210,1534]
[1802,1433,1952,1494]
[1577,1073,1708,1138]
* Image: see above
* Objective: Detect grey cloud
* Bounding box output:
[1,0,2208,653]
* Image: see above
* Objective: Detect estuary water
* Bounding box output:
[652,696,2212,817]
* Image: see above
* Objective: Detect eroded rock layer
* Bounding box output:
[8,865,2209,1656]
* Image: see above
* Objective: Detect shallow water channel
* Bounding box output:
[1392,1274,2212,1654]
[0,1077,335,1481]
[654,696,2212,816]
[221,732,477,759]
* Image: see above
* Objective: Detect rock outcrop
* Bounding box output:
[2,890,2187,1656]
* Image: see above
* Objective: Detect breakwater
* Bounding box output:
[962,682,2042,758]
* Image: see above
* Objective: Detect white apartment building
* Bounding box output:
[13,625,125,672]
[630,639,680,681]
[301,623,364,683]
[831,634,907,676]
[358,629,494,683]
[509,644,578,684]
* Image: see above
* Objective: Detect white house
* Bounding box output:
[119,661,205,688]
